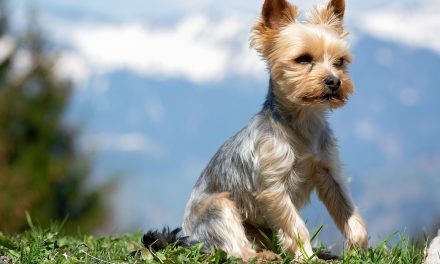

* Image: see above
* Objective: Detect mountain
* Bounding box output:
[67,33,440,245]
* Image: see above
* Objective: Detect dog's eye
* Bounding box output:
[294,54,312,64]
[334,58,345,68]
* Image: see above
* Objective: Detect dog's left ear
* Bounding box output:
[328,0,345,20]
[307,0,346,35]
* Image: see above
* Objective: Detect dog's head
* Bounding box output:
[251,0,353,109]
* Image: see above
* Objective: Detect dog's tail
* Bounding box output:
[141,227,194,251]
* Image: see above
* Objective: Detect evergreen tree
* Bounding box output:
[0,1,108,234]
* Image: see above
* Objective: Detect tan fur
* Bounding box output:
[261,0,298,29]
[182,0,368,261]
[252,15,354,110]
[307,4,345,35]
[250,0,367,252]
[189,192,280,262]
[312,163,368,250]
[255,134,314,256]
[193,192,228,218]
[250,0,298,59]
[329,0,345,19]
[253,250,281,263]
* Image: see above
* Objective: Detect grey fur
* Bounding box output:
[181,0,369,258]
[181,78,363,258]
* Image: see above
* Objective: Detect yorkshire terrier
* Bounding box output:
[143,0,368,261]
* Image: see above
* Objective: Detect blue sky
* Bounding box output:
[6,0,440,248]
[10,0,440,85]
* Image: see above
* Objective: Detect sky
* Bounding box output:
[7,0,440,249]
[9,0,440,85]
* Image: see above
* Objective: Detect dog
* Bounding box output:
[143,0,368,261]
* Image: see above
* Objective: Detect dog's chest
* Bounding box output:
[285,134,324,207]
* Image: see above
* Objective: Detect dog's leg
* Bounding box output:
[257,187,314,259]
[313,162,368,250]
[187,192,279,262]
[256,137,314,259]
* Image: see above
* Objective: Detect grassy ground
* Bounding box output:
[0,221,426,263]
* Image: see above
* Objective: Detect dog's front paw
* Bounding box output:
[255,250,281,264]
[345,213,368,251]
[294,248,316,262]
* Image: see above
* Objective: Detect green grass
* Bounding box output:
[0,223,426,263]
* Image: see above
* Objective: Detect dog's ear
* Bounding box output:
[261,0,298,30]
[251,0,298,58]
[327,0,345,20]
[307,0,346,35]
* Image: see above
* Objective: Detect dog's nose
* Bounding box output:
[324,76,341,92]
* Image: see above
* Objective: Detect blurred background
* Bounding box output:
[1,0,439,251]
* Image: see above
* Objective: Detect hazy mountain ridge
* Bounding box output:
[67,33,440,242]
